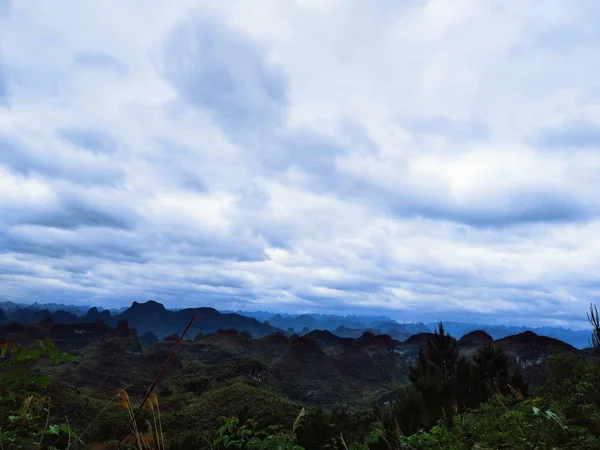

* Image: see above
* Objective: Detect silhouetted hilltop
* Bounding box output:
[334,325,371,338]
[139,331,159,348]
[0,320,113,353]
[49,310,80,324]
[403,332,436,345]
[260,331,290,344]
[81,307,113,323]
[305,329,341,345]
[357,331,394,349]
[458,330,493,347]
[265,312,428,339]
[497,330,577,353]
[431,321,591,349]
[111,300,281,338]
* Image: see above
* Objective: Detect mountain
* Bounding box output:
[370,321,417,340]
[265,313,429,340]
[49,310,80,324]
[0,301,90,315]
[496,330,577,355]
[240,310,396,329]
[495,330,579,385]
[139,331,160,348]
[304,329,341,347]
[27,301,90,315]
[118,300,168,324]
[0,308,8,326]
[1,300,281,338]
[267,313,318,331]
[428,321,591,349]
[333,325,371,338]
[114,300,281,338]
[458,330,493,347]
[7,308,43,324]
[224,309,276,322]
[4,307,73,324]
[394,322,431,335]
[60,320,182,396]
[0,320,114,353]
[81,307,113,324]
[0,301,20,312]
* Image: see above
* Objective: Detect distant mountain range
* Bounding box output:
[264,313,429,340]
[0,300,593,348]
[228,309,395,325]
[0,300,279,339]
[0,311,587,405]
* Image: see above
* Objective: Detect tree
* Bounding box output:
[408,322,470,425]
[588,303,600,357]
[472,341,528,405]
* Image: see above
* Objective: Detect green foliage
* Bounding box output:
[588,303,600,357]
[211,416,304,450]
[0,339,77,402]
[407,322,527,430]
[397,395,599,449]
[165,379,301,449]
[2,303,600,449]
[539,351,600,436]
[408,322,468,426]
[0,340,79,449]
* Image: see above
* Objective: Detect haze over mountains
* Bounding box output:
[0,299,593,348]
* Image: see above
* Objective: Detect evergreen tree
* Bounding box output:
[472,341,528,404]
[408,322,470,425]
[588,303,600,358]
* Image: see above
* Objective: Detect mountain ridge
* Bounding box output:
[0,300,593,348]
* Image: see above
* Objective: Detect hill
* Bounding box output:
[115,300,281,338]
[2,300,282,339]
[430,321,592,349]
[2,307,597,449]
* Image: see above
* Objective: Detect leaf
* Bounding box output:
[532,407,540,415]
[58,423,79,438]
[47,425,61,435]
[59,353,78,362]
[544,410,568,431]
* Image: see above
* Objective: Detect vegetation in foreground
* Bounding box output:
[1,306,600,449]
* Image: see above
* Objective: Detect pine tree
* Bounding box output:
[588,303,600,358]
[408,322,469,425]
[472,341,528,404]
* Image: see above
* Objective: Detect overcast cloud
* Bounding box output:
[1,0,600,328]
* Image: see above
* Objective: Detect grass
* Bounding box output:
[114,390,166,450]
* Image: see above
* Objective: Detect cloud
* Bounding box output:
[2,1,600,328]
[408,116,489,141]
[162,16,288,134]
[0,0,10,19]
[0,70,6,105]
[535,122,600,149]
[24,203,132,231]
[58,127,120,154]
[0,135,125,185]
[73,51,128,77]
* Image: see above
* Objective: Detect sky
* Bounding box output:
[1,0,600,328]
